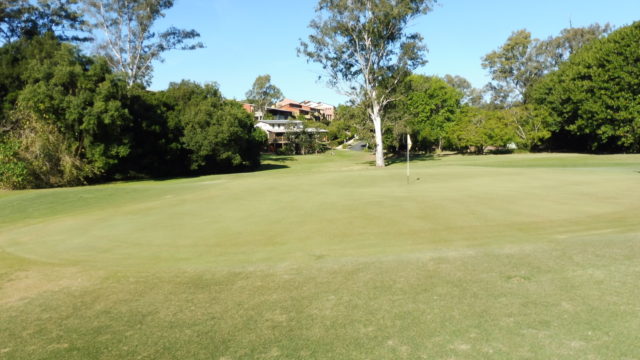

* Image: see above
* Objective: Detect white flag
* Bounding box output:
[407,134,413,151]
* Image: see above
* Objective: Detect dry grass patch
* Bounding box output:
[0,267,93,306]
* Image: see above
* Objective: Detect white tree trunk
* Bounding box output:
[371,103,385,167]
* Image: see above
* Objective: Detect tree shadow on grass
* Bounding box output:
[108,157,292,184]
[254,154,295,172]
[260,154,296,163]
[254,163,290,172]
[362,153,445,167]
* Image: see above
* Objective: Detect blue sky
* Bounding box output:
[149,0,640,106]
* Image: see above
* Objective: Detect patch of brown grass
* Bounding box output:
[0,267,91,306]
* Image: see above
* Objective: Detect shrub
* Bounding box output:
[0,139,30,189]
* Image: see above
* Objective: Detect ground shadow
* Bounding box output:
[253,154,294,172]
[103,157,293,184]
[254,163,290,172]
[362,153,444,167]
[260,154,296,163]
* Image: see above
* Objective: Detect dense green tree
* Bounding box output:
[299,0,437,167]
[332,103,372,146]
[0,35,60,122]
[162,81,263,173]
[115,85,183,178]
[449,108,515,154]
[328,118,356,146]
[0,33,264,189]
[388,75,463,152]
[16,42,131,175]
[0,35,131,188]
[245,74,283,120]
[0,137,28,189]
[531,22,640,152]
[0,109,91,189]
[506,105,553,151]
[83,0,203,86]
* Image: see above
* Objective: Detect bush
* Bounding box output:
[0,110,96,189]
[0,139,29,189]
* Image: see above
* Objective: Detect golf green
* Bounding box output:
[1,152,639,359]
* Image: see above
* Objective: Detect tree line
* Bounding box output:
[2,0,638,188]
[0,1,264,189]
[302,1,639,162]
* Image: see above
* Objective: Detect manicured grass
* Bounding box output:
[1,152,639,359]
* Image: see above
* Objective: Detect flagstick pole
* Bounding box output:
[406,134,410,184]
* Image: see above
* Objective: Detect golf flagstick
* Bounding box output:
[407,134,412,184]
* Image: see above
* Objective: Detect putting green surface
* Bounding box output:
[1,152,639,359]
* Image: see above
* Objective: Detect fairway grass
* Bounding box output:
[1,152,639,359]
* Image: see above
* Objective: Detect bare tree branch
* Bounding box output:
[83,0,203,87]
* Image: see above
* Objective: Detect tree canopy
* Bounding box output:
[482,24,610,107]
[83,0,204,87]
[0,2,270,190]
[0,0,87,44]
[531,22,640,153]
[0,35,130,188]
[245,75,283,120]
[443,74,484,107]
[300,0,437,167]
[0,35,263,189]
[387,75,463,152]
[2,2,639,189]
[163,81,263,172]
[482,29,542,106]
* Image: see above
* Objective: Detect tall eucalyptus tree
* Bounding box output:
[83,0,203,87]
[299,0,436,167]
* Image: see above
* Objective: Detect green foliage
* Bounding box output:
[252,127,268,148]
[328,119,355,145]
[83,0,203,86]
[15,39,131,180]
[483,24,610,107]
[331,103,372,145]
[387,75,463,152]
[299,0,435,90]
[262,111,275,120]
[449,107,516,154]
[538,23,611,69]
[0,0,87,44]
[531,22,640,152]
[299,0,437,166]
[0,35,131,188]
[443,74,485,107]
[0,35,263,189]
[285,128,328,155]
[115,85,184,178]
[0,137,28,189]
[1,109,95,189]
[482,29,545,106]
[162,81,262,173]
[245,74,283,117]
[507,105,554,151]
[0,34,66,123]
